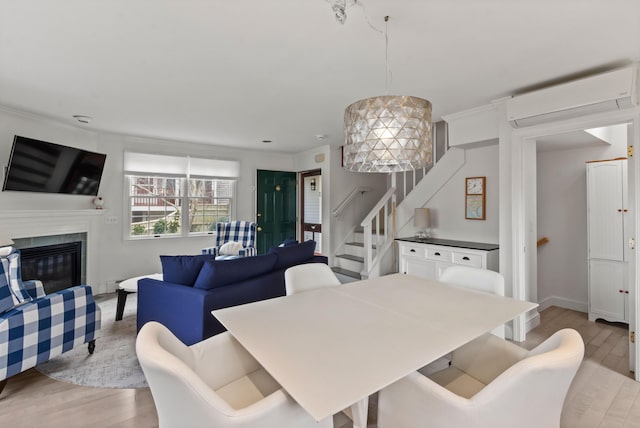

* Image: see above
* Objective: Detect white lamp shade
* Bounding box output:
[414,208,430,228]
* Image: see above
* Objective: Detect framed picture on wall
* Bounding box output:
[465,176,486,220]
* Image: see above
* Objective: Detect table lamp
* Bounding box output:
[414,208,430,239]
[0,230,15,256]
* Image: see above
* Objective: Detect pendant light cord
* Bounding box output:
[330,2,393,95]
[384,15,391,95]
[347,3,391,95]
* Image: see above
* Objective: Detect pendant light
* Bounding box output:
[343,16,433,173]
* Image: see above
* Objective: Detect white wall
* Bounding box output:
[423,144,500,244]
[536,132,627,311]
[0,107,301,292]
[96,133,297,286]
[0,107,100,210]
[294,145,387,264]
[327,146,387,262]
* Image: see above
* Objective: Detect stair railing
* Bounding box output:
[332,186,372,217]
[359,164,433,276]
[394,166,432,206]
[360,186,396,275]
[359,120,448,277]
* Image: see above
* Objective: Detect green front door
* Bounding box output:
[256,170,297,254]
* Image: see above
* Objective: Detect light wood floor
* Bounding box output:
[0,306,637,428]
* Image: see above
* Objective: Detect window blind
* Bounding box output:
[124,152,239,178]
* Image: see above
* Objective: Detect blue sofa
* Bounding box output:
[137,240,327,345]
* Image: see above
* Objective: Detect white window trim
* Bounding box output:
[123,153,239,240]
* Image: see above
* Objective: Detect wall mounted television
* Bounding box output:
[2,136,107,196]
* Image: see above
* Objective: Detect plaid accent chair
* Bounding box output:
[0,249,101,394]
[202,221,257,259]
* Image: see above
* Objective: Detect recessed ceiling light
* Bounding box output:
[262,140,272,144]
[73,115,92,124]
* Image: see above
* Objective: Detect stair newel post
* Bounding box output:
[363,222,372,276]
[390,173,397,273]
[391,197,397,273]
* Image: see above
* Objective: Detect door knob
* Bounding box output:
[257,226,263,232]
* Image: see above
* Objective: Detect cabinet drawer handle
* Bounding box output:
[462,256,470,261]
[619,289,624,293]
[410,249,416,253]
[434,252,441,256]
[624,209,629,213]
[618,209,622,212]
[625,290,629,294]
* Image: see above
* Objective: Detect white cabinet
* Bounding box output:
[397,238,499,281]
[587,158,628,323]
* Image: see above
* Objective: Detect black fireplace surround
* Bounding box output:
[19,242,82,294]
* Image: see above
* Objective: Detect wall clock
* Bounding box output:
[465,176,486,220]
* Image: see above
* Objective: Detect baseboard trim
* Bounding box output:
[538,296,587,313]
[505,309,540,340]
[525,310,540,333]
[508,297,587,340]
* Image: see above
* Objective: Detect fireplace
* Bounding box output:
[19,241,82,294]
[0,211,104,294]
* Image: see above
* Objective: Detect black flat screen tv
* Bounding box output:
[3,136,107,196]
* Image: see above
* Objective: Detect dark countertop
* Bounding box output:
[396,237,499,251]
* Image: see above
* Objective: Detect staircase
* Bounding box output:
[333,148,465,282]
[330,121,462,280]
[332,227,378,282]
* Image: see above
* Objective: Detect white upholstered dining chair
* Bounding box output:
[378,328,584,428]
[136,321,332,428]
[284,263,341,295]
[283,263,352,424]
[439,265,506,338]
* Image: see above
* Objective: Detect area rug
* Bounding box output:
[35,292,148,389]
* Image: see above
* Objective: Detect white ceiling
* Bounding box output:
[536,130,610,153]
[536,123,629,152]
[1,0,639,153]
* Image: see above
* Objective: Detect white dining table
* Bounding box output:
[213,273,538,427]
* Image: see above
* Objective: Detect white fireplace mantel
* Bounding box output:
[0,209,107,293]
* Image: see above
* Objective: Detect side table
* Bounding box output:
[115,273,163,321]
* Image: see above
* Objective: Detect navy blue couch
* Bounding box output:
[137,240,327,345]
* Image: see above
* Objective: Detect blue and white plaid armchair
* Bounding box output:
[0,249,101,394]
[202,221,257,259]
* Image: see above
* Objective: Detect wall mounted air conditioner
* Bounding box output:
[507,65,639,128]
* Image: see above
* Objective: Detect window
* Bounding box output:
[129,176,182,237]
[188,178,233,233]
[124,153,239,239]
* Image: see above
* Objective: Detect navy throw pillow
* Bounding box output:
[193,253,278,290]
[279,238,298,247]
[270,240,316,270]
[160,255,211,286]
